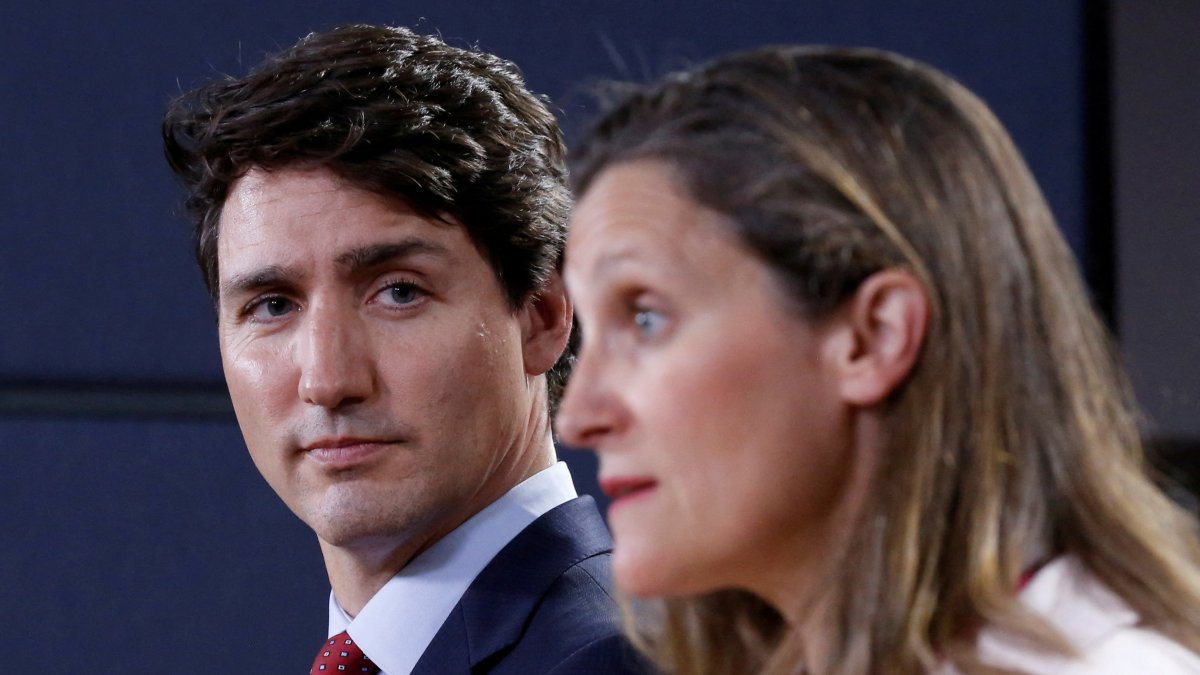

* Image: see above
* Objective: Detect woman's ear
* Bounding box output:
[519,270,574,377]
[828,270,929,407]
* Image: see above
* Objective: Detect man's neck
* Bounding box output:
[320,532,436,618]
[319,434,557,617]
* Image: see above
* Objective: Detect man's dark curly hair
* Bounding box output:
[162,24,575,406]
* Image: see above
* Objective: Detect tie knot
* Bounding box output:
[310,630,379,674]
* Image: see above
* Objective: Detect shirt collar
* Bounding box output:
[1016,555,1139,648]
[973,555,1142,673]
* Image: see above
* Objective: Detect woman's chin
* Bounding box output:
[613,548,671,598]
[613,545,712,599]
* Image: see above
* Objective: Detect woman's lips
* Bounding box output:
[600,477,658,510]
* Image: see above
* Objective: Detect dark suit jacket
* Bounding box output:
[411,496,653,674]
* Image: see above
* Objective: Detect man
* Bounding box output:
[163,24,645,674]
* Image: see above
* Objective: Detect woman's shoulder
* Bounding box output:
[975,556,1200,674]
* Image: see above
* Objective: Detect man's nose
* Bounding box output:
[555,345,625,451]
[296,303,375,409]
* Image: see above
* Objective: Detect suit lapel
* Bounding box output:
[411,496,612,674]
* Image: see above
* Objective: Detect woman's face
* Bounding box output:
[557,161,857,602]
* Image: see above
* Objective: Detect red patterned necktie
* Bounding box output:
[310,631,380,674]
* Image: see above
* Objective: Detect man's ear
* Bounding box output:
[519,270,574,377]
[827,269,929,407]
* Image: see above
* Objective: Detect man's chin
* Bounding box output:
[311,516,413,552]
[303,491,431,551]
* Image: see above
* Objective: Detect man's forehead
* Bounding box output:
[222,167,383,223]
[219,169,463,275]
[221,166,466,235]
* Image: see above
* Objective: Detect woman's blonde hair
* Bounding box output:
[570,46,1200,674]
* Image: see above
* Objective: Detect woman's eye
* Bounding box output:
[633,306,667,339]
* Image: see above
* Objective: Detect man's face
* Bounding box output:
[216,167,545,555]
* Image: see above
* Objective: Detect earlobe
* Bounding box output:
[835,270,929,407]
[519,270,574,377]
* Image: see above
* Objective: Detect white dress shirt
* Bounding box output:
[965,556,1200,674]
[325,461,578,675]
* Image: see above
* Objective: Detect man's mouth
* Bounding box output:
[301,437,398,470]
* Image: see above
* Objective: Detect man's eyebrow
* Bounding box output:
[221,265,300,299]
[219,240,451,300]
[335,239,451,274]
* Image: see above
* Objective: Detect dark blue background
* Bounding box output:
[1,1,1095,670]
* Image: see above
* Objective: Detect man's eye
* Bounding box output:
[246,296,296,319]
[264,297,294,316]
[377,282,425,306]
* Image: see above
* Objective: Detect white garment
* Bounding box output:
[970,556,1200,674]
[325,461,578,675]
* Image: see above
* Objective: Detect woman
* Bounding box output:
[555,46,1200,674]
